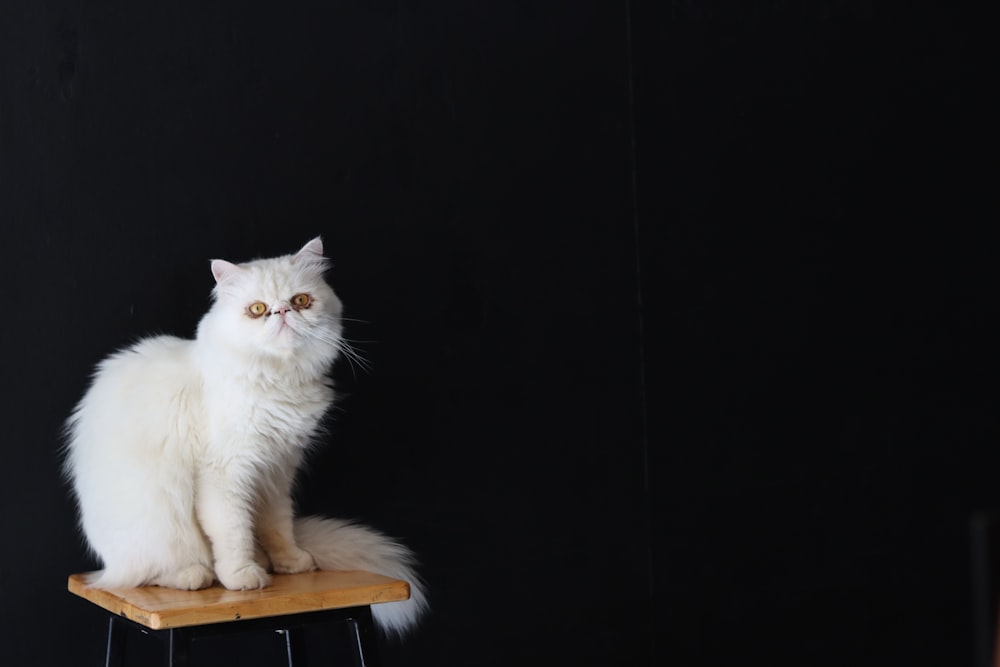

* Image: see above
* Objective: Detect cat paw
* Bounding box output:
[218,563,271,590]
[270,547,316,574]
[152,564,214,590]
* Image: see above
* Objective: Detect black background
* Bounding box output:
[0,2,994,666]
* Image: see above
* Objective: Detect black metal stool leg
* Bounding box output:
[95,603,387,666]
[105,616,126,667]
[279,627,308,667]
[166,628,192,667]
[350,607,381,667]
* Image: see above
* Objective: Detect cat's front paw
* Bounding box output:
[270,547,316,574]
[218,563,271,590]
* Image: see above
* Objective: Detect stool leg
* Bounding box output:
[105,616,126,667]
[166,628,192,667]
[351,607,381,667]
[280,628,307,667]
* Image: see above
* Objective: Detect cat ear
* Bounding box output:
[295,237,324,261]
[210,259,244,285]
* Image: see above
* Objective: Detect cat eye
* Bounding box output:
[291,293,312,310]
[247,302,268,318]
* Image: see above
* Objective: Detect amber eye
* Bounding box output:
[248,302,268,318]
[291,293,312,310]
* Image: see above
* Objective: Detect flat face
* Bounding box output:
[68,570,410,630]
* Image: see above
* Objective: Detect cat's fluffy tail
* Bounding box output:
[293,516,428,637]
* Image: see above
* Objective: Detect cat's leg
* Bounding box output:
[153,501,216,590]
[253,540,273,570]
[256,473,316,574]
[85,455,215,591]
[150,564,215,590]
[196,468,271,590]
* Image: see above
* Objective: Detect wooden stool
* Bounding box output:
[68,570,410,667]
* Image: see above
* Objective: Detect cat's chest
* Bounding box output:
[202,377,331,447]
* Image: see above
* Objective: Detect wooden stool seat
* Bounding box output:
[68,570,411,666]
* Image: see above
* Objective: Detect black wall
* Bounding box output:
[0,2,993,666]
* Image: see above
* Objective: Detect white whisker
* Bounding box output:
[336,339,372,378]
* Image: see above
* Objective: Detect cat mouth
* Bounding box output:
[269,315,298,337]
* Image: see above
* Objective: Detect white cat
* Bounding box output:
[63,237,426,636]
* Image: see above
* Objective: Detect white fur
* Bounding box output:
[63,238,426,635]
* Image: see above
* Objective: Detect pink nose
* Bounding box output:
[271,305,290,316]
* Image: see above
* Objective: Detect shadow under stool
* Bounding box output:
[67,569,410,667]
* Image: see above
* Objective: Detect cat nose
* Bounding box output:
[271,305,290,316]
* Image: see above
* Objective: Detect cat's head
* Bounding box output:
[197,237,344,367]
